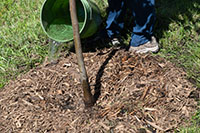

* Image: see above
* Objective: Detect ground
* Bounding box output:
[0,47,198,133]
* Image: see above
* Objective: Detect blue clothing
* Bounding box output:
[106,0,156,47]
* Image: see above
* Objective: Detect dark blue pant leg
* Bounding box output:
[129,0,156,47]
[106,0,126,38]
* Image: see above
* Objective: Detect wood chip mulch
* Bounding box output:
[0,47,198,133]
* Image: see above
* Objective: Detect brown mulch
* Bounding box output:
[0,47,198,133]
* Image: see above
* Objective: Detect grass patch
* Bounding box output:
[155,0,200,87]
[0,0,48,88]
[180,126,200,133]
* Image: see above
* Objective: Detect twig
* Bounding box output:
[145,120,164,131]
[144,107,157,111]
[98,121,110,131]
[140,86,151,100]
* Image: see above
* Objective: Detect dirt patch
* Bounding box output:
[0,47,198,132]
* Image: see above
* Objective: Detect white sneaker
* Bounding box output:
[129,36,159,54]
[111,38,120,46]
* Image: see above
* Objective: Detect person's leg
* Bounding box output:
[129,0,156,47]
[106,0,126,38]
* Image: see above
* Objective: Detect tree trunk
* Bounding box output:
[69,0,94,108]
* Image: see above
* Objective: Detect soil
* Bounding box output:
[0,47,198,133]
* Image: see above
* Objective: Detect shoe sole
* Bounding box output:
[136,45,159,54]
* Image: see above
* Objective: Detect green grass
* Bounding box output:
[180,127,200,133]
[155,0,200,87]
[0,0,48,88]
[0,0,200,132]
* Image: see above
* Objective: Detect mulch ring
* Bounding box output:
[0,47,198,133]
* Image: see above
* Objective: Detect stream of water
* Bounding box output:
[48,39,63,63]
